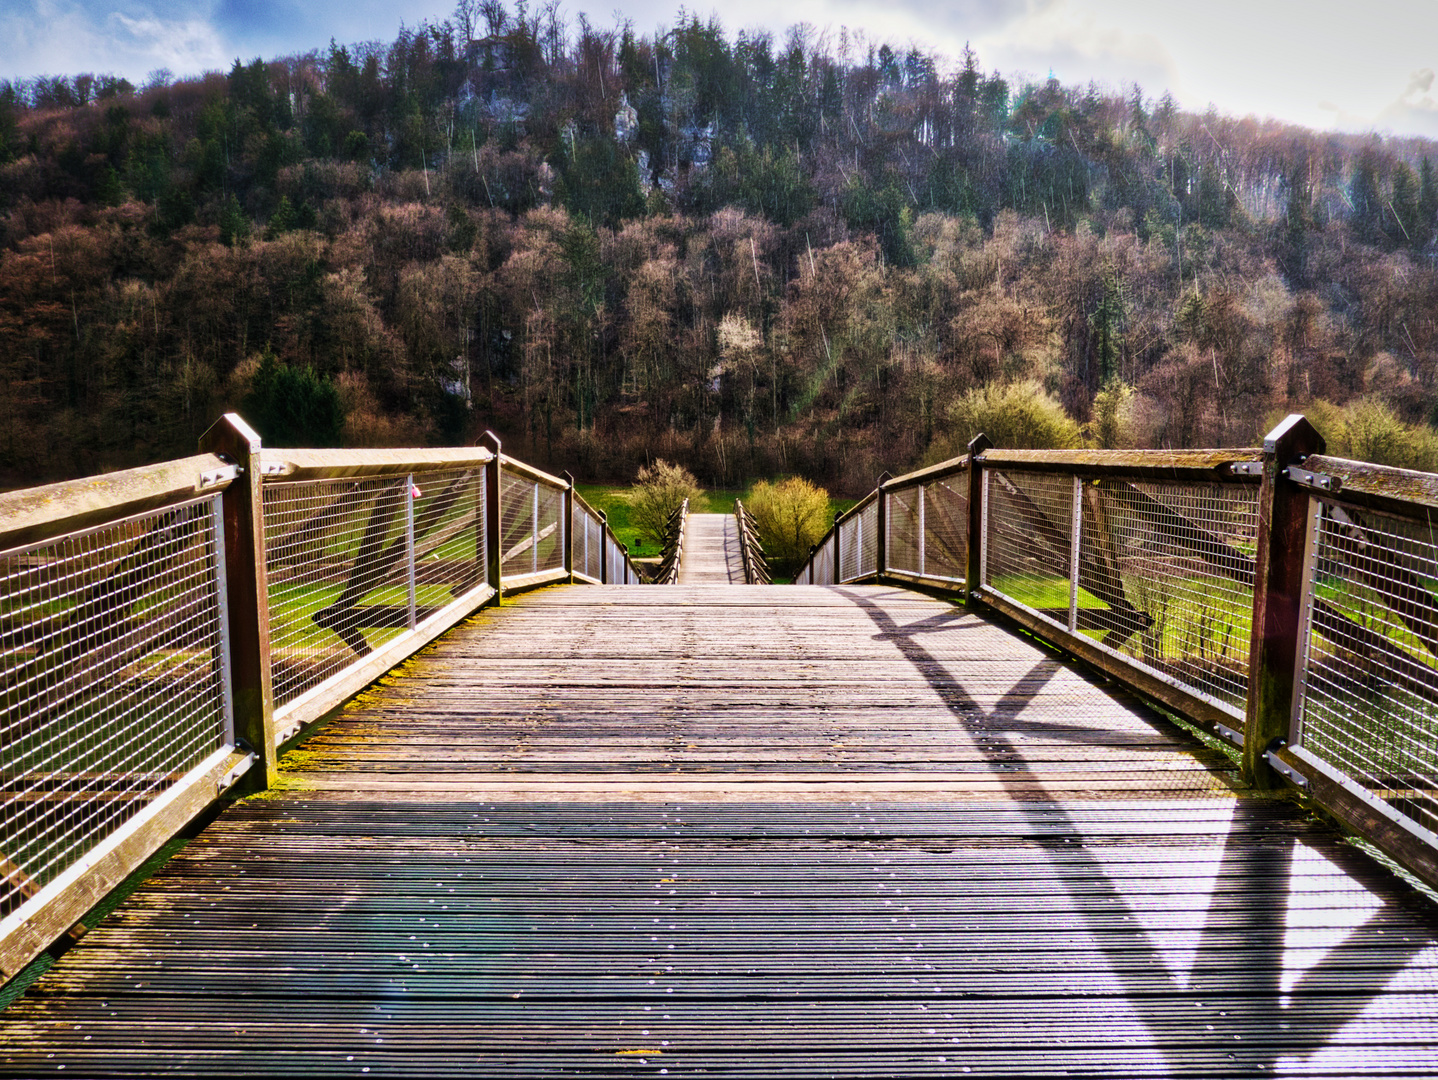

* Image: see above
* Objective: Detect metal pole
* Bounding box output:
[875,472,891,580]
[405,473,417,630]
[1068,475,1082,634]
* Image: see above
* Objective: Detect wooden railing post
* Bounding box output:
[1243,414,1324,788]
[198,413,277,789]
[965,433,993,610]
[875,472,892,579]
[561,471,576,583]
[832,512,842,584]
[598,511,609,584]
[480,430,503,603]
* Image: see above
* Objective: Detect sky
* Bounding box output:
[3,0,1437,140]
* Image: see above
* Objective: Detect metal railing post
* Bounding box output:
[875,472,891,580]
[965,433,993,610]
[562,471,576,583]
[1243,414,1324,788]
[198,413,278,789]
[598,511,609,584]
[1068,475,1083,633]
[405,473,417,630]
[832,512,842,584]
[480,430,503,603]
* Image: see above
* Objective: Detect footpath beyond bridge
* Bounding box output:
[6,416,1438,1074]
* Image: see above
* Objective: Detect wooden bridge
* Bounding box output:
[5,416,1438,1075]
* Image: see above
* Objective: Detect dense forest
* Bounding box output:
[5,2,1438,490]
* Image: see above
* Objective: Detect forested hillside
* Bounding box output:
[4,3,1438,490]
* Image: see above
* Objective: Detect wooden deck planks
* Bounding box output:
[3,583,1438,1076]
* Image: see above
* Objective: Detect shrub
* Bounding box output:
[746,477,832,573]
[631,459,702,545]
[928,380,1082,462]
[1279,398,1438,472]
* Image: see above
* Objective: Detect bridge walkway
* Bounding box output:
[675,513,743,583]
[3,585,1438,1075]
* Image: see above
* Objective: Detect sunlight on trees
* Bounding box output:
[631,459,702,545]
[745,477,832,574]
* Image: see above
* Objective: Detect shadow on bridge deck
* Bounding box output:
[4,584,1438,1076]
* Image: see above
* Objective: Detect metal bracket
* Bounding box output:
[1264,748,1309,789]
[1228,461,1263,477]
[217,747,258,792]
[197,463,240,490]
[1213,722,1245,748]
[1283,466,1342,494]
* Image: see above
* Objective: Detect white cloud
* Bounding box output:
[0,0,228,81]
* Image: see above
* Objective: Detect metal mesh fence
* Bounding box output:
[264,468,486,709]
[572,503,605,581]
[1080,479,1257,713]
[985,469,1257,714]
[837,501,879,583]
[1295,499,1438,837]
[811,534,835,584]
[606,534,627,586]
[0,497,230,914]
[887,477,969,583]
[500,469,564,579]
[984,468,1076,619]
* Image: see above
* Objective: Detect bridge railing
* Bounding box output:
[734,500,770,585]
[0,414,639,979]
[794,417,1438,890]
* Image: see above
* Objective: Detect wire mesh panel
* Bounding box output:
[572,504,602,581]
[264,468,485,709]
[812,534,835,584]
[1295,498,1438,837]
[499,470,564,580]
[1078,478,1257,712]
[984,469,1076,623]
[923,477,969,582]
[837,502,879,583]
[0,498,230,915]
[887,477,969,583]
[606,535,626,586]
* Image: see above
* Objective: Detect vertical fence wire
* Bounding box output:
[922,477,969,582]
[1295,498,1438,837]
[813,533,835,584]
[263,468,485,709]
[0,498,230,914]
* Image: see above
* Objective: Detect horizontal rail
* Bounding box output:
[1292,453,1438,518]
[979,447,1263,479]
[259,447,494,482]
[882,452,973,490]
[0,454,236,551]
[498,454,569,490]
